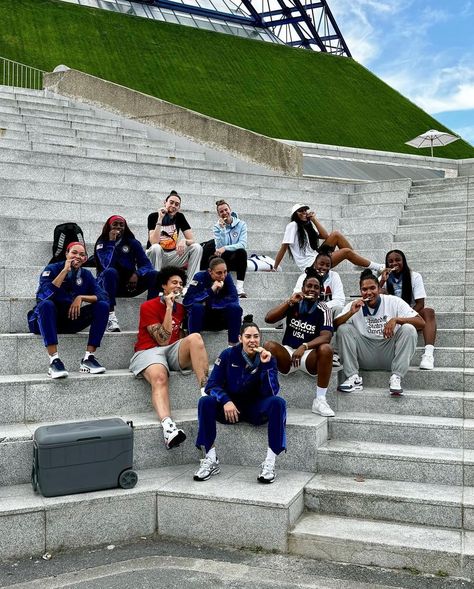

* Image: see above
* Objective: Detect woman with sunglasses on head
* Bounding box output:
[272,203,384,273]
[28,242,109,378]
[93,215,160,332]
[380,249,437,370]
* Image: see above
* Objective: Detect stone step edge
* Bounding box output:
[306,473,468,509]
[1,407,325,443]
[0,463,311,517]
[288,512,465,561]
[318,440,474,463]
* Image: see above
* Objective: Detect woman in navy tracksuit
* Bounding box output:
[94,215,159,332]
[194,319,286,484]
[183,257,243,345]
[28,241,109,378]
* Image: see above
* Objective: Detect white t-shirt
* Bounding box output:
[387,271,426,306]
[282,221,316,271]
[336,294,417,340]
[294,270,345,310]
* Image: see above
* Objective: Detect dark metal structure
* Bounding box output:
[132,0,351,55]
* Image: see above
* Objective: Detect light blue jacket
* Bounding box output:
[213,211,247,252]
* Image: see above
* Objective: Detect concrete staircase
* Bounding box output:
[1,85,474,578]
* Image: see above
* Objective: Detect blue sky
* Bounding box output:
[330,0,474,145]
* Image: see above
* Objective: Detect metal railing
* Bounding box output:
[1,56,45,90]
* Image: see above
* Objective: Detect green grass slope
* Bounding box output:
[1,0,473,158]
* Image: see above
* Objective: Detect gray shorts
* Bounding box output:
[129,340,183,376]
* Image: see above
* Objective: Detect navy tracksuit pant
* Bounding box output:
[99,268,159,307]
[32,299,109,348]
[187,303,243,343]
[196,394,286,455]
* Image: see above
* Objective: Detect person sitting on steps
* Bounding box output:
[183,257,243,347]
[264,273,335,417]
[273,203,385,274]
[200,199,248,298]
[335,269,425,397]
[379,249,437,370]
[129,266,209,450]
[194,317,286,484]
[93,215,159,333]
[293,251,346,367]
[28,242,109,379]
[146,190,202,282]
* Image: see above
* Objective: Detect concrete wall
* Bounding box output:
[43,68,303,176]
[459,160,474,177]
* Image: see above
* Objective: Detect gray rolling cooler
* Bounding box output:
[32,418,138,497]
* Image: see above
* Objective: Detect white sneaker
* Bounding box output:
[332,353,341,367]
[107,312,121,332]
[162,421,186,449]
[389,374,403,396]
[338,374,363,393]
[257,460,276,484]
[419,353,434,370]
[193,456,220,481]
[312,397,335,417]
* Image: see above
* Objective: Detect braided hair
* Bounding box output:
[385,249,412,304]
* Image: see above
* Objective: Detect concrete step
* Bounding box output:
[305,474,467,529]
[0,162,351,204]
[317,439,470,485]
[0,136,206,163]
[0,408,326,486]
[0,143,234,173]
[289,513,467,576]
[328,411,468,448]
[331,387,471,418]
[0,464,312,561]
[352,365,474,392]
[0,360,336,424]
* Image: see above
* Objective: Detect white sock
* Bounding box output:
[83,350,93,360]
[206,447,217,462]
[316,386,328,399]
[265,447,277,466]
[109,311,116,318]
[161,416,174,428]
[48,352,59,363]
[236,280,244,294]
[368,261,384,272]
[424,344,434,356]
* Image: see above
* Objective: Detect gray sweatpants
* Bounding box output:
[146,243,203,281]
[337,323,417,378]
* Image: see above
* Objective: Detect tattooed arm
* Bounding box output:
[146,293,175,346]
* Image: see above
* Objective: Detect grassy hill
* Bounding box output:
[1,0,473,158]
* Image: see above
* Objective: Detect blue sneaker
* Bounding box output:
[80,355,106,374]
[48,358,68,379]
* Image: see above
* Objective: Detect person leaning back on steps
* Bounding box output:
[146,190,202,281]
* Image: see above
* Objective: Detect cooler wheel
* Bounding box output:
[118,469,138,489]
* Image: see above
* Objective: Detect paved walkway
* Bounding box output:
[0,539,472,589]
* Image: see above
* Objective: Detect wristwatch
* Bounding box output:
[302,342,309,350]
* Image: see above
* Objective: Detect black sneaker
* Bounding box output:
[80,355,106,374]
[48,358,68,379]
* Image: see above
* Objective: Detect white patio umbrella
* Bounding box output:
[405,129,460,157]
